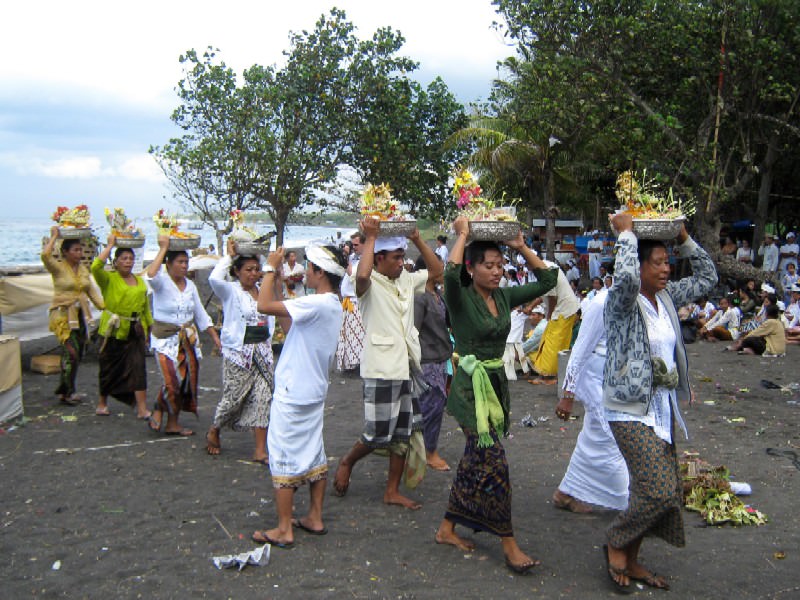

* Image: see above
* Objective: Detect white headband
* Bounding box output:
[305,246,345,278]
[374,236,408,253]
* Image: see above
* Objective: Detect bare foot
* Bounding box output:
[332,462,352,496]
[627,561,669,590]
[434,529,475,552]
[606,544,630,587]
[426,451,451,471]
[552,489,593,513]
[383,491,421,510]
[206,427,221,455]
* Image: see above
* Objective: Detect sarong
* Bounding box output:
[607,421,685,548]
[213,354,273,430]
[154,332,200,417]
[98,323,147,405]
[360,378,421,451]
[418,361,447,452]
[268,397,327,489]
[533,313,577,376]
[56,310,87,397]
[336,300,364,370]
[445,429,512,537]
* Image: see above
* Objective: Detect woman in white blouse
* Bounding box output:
[145,236,221,436]
[206,239,278,463]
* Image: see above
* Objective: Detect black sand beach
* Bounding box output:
[1,334,798,598]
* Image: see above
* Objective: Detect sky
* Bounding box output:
[0,0,513,221]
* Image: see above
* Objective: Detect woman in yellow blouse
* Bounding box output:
[42,226,105,405]
[91,233,153,418]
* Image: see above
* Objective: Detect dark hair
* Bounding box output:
[765,293,778,305]
[229,255,260,278]
[165,250,189,264]
[592,277,602,285]
[437,235,447,244]
[61,239,82,255]
[351,232,366,243]
[465,241,503,266]
[113,247,134,261]
[637,239,668,264]
[414,255,426,271]
[309,245,347,288]
[766,304,779,319]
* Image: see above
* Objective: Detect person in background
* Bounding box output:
[587,230,603,279]
[726,304,785,357]
[522,305,548,365]
[251,244,345,548]
[434,216,556,574]
[435,235,449,264]
[565,259,580,285]
[602,213,716,592]
[336,232,366,372]
[414,270,452,472]
[404,258,416,272]
[503,303,532,380]
[781,262,798,305]
[585,277,604,302]
[41,226,104,406]
[698,296,741,342]
[736,239,753,265]
[145,235,221,436]
[720,236,737,257]
[778,232,798,276]
[282,250,306,298]
[758,233,779,277]
[691,295,716,329]
[92,233,153,419]
[206,241,277,462]
[604,275,614,289]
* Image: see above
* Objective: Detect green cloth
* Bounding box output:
[459,355,505,448]
[651,357,679,389]
[91,258,153,340]
[443,262,557,434]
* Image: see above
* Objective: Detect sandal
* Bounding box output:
[146,416,162,433]
[630,571,670,590]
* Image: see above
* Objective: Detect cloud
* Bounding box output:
[0,151,165,183]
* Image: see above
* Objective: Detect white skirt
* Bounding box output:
[268,396,327,489]
[559,353,629,510]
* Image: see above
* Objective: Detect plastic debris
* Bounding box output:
[212,545,270,570]
[52,560,61,570]
[729,481,752,495]
[61,416,78,422]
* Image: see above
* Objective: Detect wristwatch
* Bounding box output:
[263,265,276,274]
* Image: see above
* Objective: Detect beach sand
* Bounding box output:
[1,334,798,598]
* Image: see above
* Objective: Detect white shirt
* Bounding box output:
[736,247,753,263]
[759,243,779,271]
[704,306,742,339]
[587,239,603,261]
[209,256,275,367]
[778,242,799,274]
[506,308,528,344]
[566,265,580,283]
[435,245,449,264]
[542,266,581,319]
[145,268,213,361]
[340,259,358,298]
[283,262,306,298]
[273,293,343,404]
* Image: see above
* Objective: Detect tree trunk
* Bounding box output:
[753,134,778,252]
[215,229,225,255]
[274,211,289,247]
[543,168,557,261]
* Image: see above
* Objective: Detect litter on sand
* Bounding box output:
[212,545,270,570]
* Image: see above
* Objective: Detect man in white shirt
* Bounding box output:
[565,259,580,285]
[758,234,779,275]
[435,235,449,264]
[778,232,798,276]
[587,231,603,279]
[522,305,548,359]
[282,250,306,298]
[699,296,741,341]
[333,219,443,509]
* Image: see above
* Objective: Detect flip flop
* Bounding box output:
[603,544,632,594]
[164,428,194,437]
[95,407,111,416]
[630,571,670,590]
[146,416,161,433]
[292,518,328,536]
[251,458,270,466]
[251,530,294,548]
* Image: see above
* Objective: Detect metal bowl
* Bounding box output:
[234,241,270,256]
[611,217,686,240]
[58,226,93,239]
[115,236,145,249]
[377,220,417,238]
[468,220,521,242]
[168,235,201,251]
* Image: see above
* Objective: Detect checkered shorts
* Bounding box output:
[360,378,422,449]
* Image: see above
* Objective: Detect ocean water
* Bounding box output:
[0,218,352,268]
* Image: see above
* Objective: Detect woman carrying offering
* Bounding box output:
[41,226,104,406]
[435,216,557,574]
[602,213,716,593]
[145,235,221,436]
[91,233,153,418]
[251,245,345,547]
[206,239,276,463]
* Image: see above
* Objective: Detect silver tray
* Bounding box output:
[115,236,145,249]
[468,220,520,242]
[611,217,685,240]
[58,226,93,239]
[378,220,417,238]
[168,236,201,251]
[234,241,270,256]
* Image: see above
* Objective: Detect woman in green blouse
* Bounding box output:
[434,216,557,575]
[91,233,153,418]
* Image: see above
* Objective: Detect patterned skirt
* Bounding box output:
[336,300,364,371]
[444,429,513,537]
[213,353,273,430]
[154,333,200,416]
[607,421,685,549]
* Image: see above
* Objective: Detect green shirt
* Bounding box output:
[443,262,558,433]
[91,258,153,340]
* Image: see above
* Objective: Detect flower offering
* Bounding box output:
[105,207,143,238]
[229,209,259,241]
[615,170,693,219]
[452,169,517,222]
[359,183,406,221]
[52,204,91,227]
